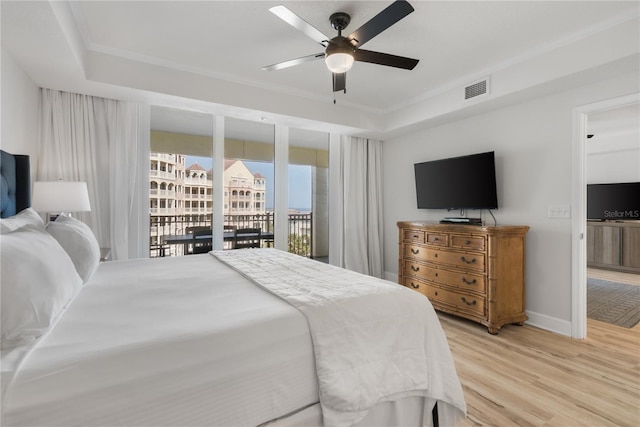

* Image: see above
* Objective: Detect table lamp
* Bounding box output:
[32,181,91,222]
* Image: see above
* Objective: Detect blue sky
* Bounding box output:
[186,156,311,210]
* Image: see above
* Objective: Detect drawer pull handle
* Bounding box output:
[465,240,471,245]
[435,273,439,277]
[434,291,438,296]
[411,248,419,255]
[462,277,477,285]
[460,256,476,264]
[412,234,419,239]
[461,297,477,306]
[410,282,419,289]
[433,237,439,241]
[410,265,420,272]
[434,253,438,258]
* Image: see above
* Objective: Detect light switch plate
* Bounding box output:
[548,204,571,219]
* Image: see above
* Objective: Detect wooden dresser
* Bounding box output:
[398,221,529,334]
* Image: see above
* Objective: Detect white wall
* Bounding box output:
[1,49,40,178]
[382,72,639,335]
[586,113,640,184]
[588,149,640,183]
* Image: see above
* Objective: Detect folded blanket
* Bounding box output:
[212,248,466,427]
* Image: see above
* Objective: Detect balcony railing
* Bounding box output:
[149,213,312,258]
[150,170,176,180]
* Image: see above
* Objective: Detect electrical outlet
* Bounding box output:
[548,204,571,219]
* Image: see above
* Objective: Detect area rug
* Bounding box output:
[587,278,640,328]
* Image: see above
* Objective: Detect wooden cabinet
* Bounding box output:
[587,221,640,273]
[398,221,529,334]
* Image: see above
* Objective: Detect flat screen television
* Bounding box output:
[587,182,640,220]
[414,151,498,210]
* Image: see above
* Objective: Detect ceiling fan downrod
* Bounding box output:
[329,12,351,35]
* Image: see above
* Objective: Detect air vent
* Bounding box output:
[464,78,490,100]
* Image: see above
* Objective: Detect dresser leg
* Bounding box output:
[487,327,499,335]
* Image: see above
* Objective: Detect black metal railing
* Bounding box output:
[149,213,312,258]
[287,214,312,257]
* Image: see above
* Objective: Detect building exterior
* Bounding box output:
[150,152,185,216]
[223,159,266,216]
[184,162,211,216]
[149,153,267,256]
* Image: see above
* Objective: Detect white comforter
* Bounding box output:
[212,249,466,427]
[2,255,318,426]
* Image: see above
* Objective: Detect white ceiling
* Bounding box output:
[2,1,639,141]
[67,0,636,109]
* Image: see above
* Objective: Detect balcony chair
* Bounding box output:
[186,226,212,254]
[234,227,261,249]
[192,228,213,254]
[224,225,236,250]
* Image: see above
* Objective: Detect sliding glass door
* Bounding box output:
[289,128,329,260]
[224,117,275,249]
[148,106,331,259]
[149,106,215,257]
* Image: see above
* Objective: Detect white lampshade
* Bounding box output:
[325,52,354,73]
[32,181,91,214]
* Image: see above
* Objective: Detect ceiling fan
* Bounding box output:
[262,0,420,94]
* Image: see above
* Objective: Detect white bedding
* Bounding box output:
[2,250,466,427]
[213,249,466,426]
[2,255,318,426]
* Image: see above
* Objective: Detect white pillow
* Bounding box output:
[45,215,100,284]
[1,225,83,349]
[0,207,45,234]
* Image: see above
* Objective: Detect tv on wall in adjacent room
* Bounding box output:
[414,151,498,216]
[587,182,640,221]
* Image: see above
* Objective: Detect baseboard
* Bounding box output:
[524,310,572,337]
[384,271,398,283]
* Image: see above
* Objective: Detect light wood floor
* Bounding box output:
[439,270,640,427]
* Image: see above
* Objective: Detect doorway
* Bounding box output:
[572,93,640,338]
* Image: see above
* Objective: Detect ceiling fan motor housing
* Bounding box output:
[325,38,355,57]
[329,12,351,32]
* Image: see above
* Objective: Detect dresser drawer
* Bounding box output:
[426,266,486,293]
[426,248,486,272]
[426,232,448,246]
[451,234,485,251]
[403,277,430,296]
[403,259,428,278]
[404,244,428,261]
[421,285,485,317]
[403,261,486,293]
[403,229,425,243]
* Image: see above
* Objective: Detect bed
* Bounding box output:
[0,149,466,427]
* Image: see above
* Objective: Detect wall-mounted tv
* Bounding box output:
[414,151,498,210]
[587,182,640,221]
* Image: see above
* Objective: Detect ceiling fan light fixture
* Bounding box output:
[325,51,354,73]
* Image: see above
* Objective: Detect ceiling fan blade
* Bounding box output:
[347,0,414,48]
[269,5,329,47]
[333,72,346,93]
[262,53,325,71]
[353,49,419,70]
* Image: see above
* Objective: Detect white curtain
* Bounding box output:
[38,89,144,260]
[341,136,384,278]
